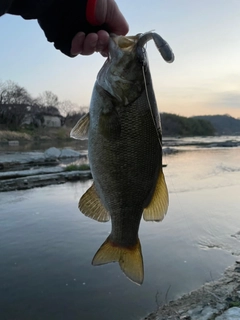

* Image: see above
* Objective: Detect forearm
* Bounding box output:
[1,0,55,18]
[38,0,104,56]
[2,0,102,56]
[1,0,128,57]
[0,0,13,16]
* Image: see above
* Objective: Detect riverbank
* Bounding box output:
[0,147,91,192]
[143,261,240,320]
[0,128,71,143]
[0,169,92,192]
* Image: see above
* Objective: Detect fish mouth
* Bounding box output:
[96,34,142,101]
[110,32,174,63]
[111,34,140,52]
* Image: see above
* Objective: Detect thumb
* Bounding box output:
[95,0,128,35]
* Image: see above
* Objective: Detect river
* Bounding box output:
[0,136,240,320]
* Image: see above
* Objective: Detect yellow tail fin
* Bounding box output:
[92,236,144,285]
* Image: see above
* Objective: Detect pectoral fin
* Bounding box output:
[143,170,169,222]
[79,184,110,222]
[92,236,144,285]
[70,113,90,140]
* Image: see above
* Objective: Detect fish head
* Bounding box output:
[97,34,148,105]
[96,32,174,106]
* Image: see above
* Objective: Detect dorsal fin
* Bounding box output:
[79,183,110,222]
[143,169,168,222]
[70,113,90,140]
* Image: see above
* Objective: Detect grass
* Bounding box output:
[0,130,32,142]
[0,127,73,142]
[64,164,90,171]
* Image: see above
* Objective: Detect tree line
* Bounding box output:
[0,80,216,136]
[161,113,215,136]
[0,80,87,129]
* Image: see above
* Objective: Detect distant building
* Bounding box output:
[0,104,64,128]
[42,115,62,127]
[40,106,64,127]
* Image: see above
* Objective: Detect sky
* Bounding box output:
[0,0,240,118]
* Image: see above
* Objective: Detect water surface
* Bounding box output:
[0,140,240,320]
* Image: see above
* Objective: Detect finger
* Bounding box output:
[71,32,85,55]
[96,0,129,35]
[96,30,109,54]
[106,1,129,35]
[82,33,98,55]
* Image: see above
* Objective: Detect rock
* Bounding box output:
[231,231,240,240]
[234,266,240,273]
[0,170,92,192]
[144,263,240,320]
[0,152,47,171]
[188,305,219,320]
[59,148,81,158]
[44,147,61,159]
[0,166,64,179]
[215,307,240,319]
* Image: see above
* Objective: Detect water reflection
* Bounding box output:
[0,147,240,320]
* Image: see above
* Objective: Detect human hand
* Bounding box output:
[70,0,128,57]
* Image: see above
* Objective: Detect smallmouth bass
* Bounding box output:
[71,32,174,284]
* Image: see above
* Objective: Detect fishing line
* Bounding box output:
[142,62,190,234]
[141,65,162,149]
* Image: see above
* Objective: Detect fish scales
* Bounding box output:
[89,87,162,246]
[71,32,174,284]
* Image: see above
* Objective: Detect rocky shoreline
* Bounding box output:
[0,147,91,192]
[0,169,92,192]
[143,261,240,320]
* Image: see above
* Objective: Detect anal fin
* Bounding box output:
[92,236,144,285]
[143,169,169,222]
[79,183,110,222]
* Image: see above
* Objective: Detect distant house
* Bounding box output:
[40,106,64,127]
[0,104,64,128]
[43,114,62,127]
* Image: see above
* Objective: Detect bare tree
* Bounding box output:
[0,80,32,105]
[0,104,30,129]
[58,100,81,116]
[0,80,90,129]
[35,90,59,108]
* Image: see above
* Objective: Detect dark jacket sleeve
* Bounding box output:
[0,0,14,16]
[1,0,107,57]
